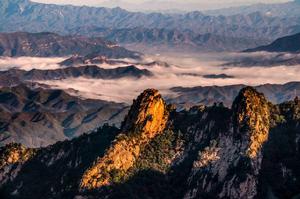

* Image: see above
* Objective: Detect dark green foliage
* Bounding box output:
[258,124,300,199]
[133,129,183,173]
[107,170,174,199]
[97,129,185,199]
[0,125,119,199]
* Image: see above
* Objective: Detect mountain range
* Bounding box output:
[0,87,299,199]
[1,81,300,149]
[0,84,128,148]
[2,0,300,52]
[168,82,300,108]
[205,0,300,17]
[0,32,139,58]
[1,0,300,198]
[0,65,152,87]
[245,32,300,53]
[70,27,268,52]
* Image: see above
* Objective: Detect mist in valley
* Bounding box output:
[1,52,300,104]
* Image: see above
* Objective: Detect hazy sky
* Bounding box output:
[33,0,292,11]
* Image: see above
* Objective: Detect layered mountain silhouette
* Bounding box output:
[0,65,152,87]
[205,0,300,17]
[72,28,267,52]
[168,82,300,108]
[0,32,139,58]
[0,84,129,148]
[1,0,300,51]
[0,87,299,199]
[223,52,300,67]
[245,32,300,53]
[2,82,300,149]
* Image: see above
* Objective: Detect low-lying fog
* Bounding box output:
[0,57,66,71]
[1,52,300,103]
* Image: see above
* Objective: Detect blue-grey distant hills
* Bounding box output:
[1,0,300,52]
[245,32,300,53]
[0,32,140,58]
[205,0,300,17]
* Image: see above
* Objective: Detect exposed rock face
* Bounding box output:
[0,143,36,185]
[0,126,119,198]
[122,89,169,139]
[0,143,36,169]
[232,87,270,158]
[0,87,300,199]
[80,89,169,189]
[183,87,271,199]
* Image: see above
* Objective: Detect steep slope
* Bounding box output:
[0,84,128,148]
[180,87,269,199]
[245,32,300,53]
[0,87,300,199]
[0,125,119,199]
[80,89,169,189]
[0,32,139,58]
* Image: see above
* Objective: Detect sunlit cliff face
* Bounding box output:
[232,87,270,158]
[80,89,169,189]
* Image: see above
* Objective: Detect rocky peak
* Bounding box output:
[232,86,270,158]
[122,89,169,139]
[80,89,169,189]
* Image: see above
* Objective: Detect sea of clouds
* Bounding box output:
[1,52,300,103]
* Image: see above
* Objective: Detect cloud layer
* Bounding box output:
[27,52,300,103]
[0,57,66,71]
[1,53,300,104]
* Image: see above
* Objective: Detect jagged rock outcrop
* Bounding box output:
[232,86,271,158]
[183,87,271,199]
[0,87,299,199]
[80,89,169,189]
[0,143,36,169]
[0,143,36,186]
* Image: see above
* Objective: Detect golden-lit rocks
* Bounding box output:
[80,89,169,189]
[0,143,36,169]
[232,87,270,158]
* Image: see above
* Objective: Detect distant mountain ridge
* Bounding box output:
[1,0,300,51]
[0,65,152,87]
[75,28,267,52]
[168,81,300,108]
[0,32,140,58]
[0,84,129,148]
[205,0,300,17]
[245,32,300,53]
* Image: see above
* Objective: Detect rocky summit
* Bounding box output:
[0,87,300,199]
[80,89,169,189]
